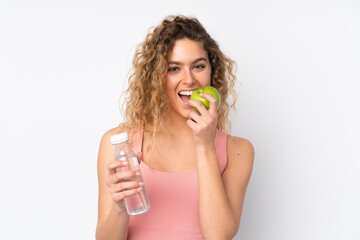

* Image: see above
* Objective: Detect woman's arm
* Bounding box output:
[223,136,254,231]
[196,136,254,239]
[96,128,139,240]
[187,94,254,239]
[96,205,129,240]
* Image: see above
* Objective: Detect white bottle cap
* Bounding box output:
[110,132,129,144]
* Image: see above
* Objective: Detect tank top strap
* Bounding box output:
[215,129,228,174]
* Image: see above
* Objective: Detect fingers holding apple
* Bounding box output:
[190,86,220,114]
[199,93,218,113]
[187,87,219,146]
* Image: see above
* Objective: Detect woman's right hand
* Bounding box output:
[106,153,144,211]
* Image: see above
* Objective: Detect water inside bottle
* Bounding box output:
[124,188,151,215]
[122,155,150,215]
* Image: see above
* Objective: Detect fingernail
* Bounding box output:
[137,187,142,192]
[121,161,128,165]
[135,172,141,176]
[139,182,144,186]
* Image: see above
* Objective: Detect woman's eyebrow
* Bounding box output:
[168,61,182,65]
[168,58,208,65]
[192,57,208,64]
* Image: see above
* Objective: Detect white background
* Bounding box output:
[1,0,359,239]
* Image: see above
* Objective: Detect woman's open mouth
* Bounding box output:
[178,90,193,104]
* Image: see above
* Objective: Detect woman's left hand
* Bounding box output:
[186,93,218,147]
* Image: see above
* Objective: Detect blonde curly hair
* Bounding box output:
[120,15,237,147]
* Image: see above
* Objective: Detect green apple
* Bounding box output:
[190,86,220,112]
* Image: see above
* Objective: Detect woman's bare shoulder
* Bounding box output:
[98,125,127,158]
[102,125,126,139]
[227,135,255,154]
[226,135,255,171]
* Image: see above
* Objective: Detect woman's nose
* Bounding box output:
[183,68,195,84]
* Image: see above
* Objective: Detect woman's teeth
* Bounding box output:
[178,90,193,96]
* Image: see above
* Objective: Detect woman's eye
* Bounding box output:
[168,67,179,72]
[194,64,205,70]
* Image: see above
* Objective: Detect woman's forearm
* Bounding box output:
[96,204,130,240]
[196,144,238,240]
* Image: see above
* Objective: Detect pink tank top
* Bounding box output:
[127,127,228,240]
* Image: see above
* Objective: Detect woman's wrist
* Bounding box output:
[195,141,215,152]
[195,143,217,162]
[112,202,129,217]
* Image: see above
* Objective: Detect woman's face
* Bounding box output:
[164,38,212,119]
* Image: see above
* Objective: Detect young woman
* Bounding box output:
[96,15,254,240]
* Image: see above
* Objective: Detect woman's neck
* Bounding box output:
[146,111,193,137]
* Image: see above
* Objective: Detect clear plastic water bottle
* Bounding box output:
[110,132,150,215]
